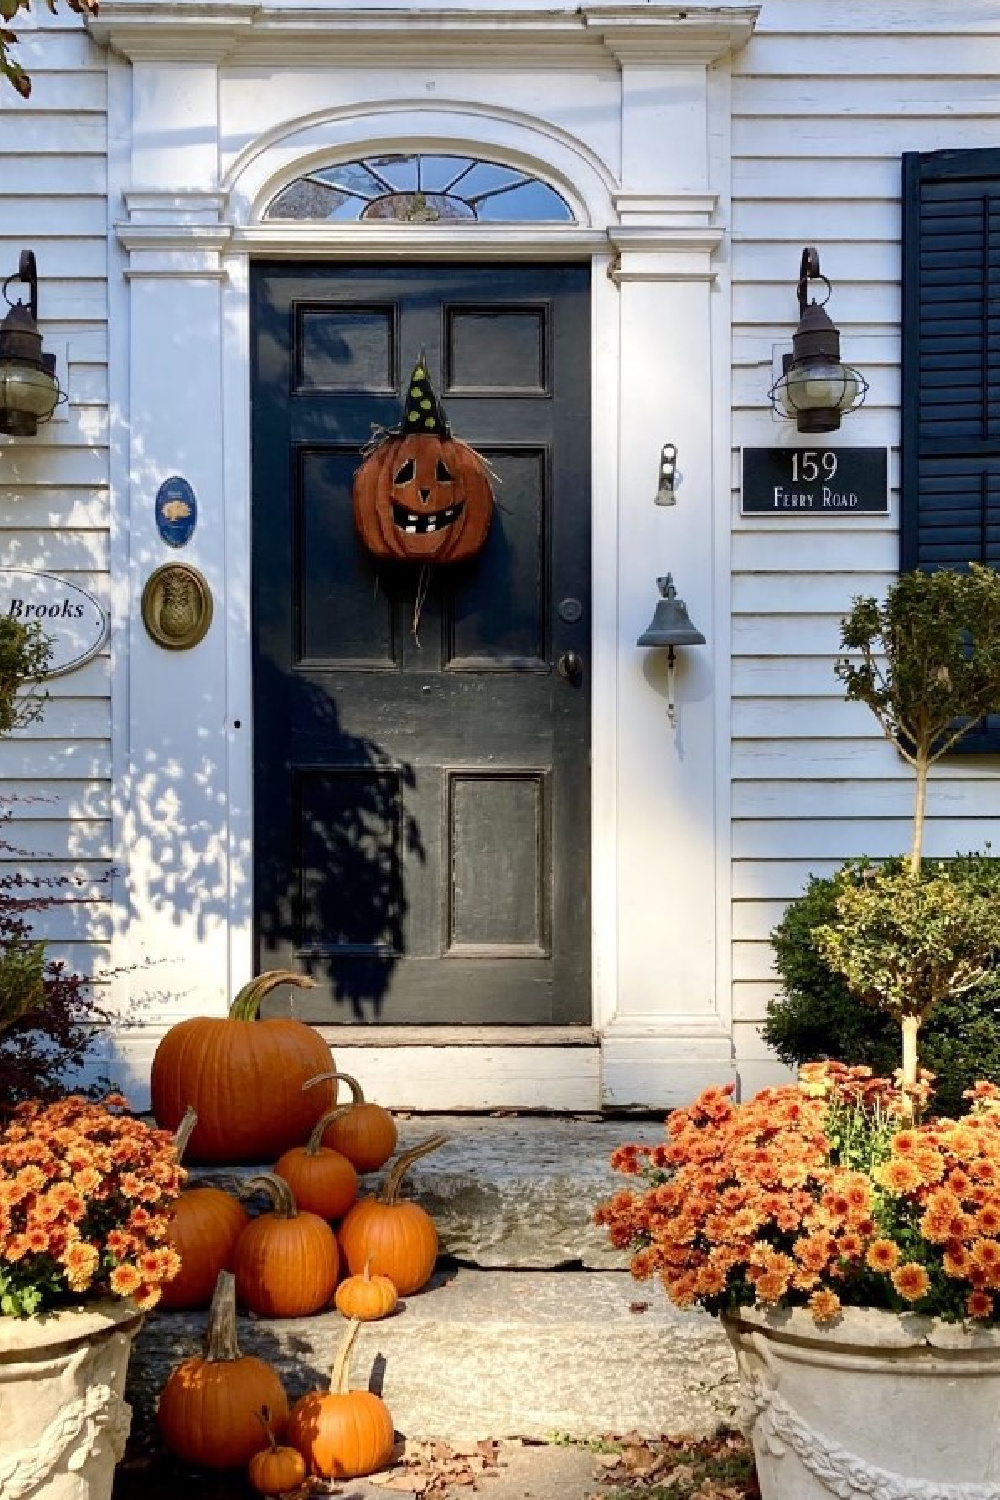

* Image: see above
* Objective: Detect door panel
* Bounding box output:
[251,263,591,1025]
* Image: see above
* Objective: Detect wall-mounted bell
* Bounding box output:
[637,573,706,725]
[637,574,705,650]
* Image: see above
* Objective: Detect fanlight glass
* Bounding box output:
[265,153,573,224]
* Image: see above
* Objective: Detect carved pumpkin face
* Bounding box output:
[353,430,494,565]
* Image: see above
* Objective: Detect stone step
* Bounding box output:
[191,1112,667,1271]
[127,1269,740,1448]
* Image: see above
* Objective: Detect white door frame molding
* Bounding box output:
[94,0,757,1110]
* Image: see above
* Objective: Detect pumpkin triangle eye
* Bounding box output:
[394,458,415,484]
[435,459,453,483]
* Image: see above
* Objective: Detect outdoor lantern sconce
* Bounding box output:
[0,250,64,437]
[636,573,706,725]
[769,246,868,434]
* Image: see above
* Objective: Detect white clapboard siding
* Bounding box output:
[0,820,112,862]
[0,3,112,1000]
[0,490,108,529]
[733,777,1000,821]
[0,779,111,820]
[0,530,109,572]
[43,943,114,978]
[22,901,113,945]
[732,899,795,943]
[729,2,1000,1093]
[734,818,1000,860]
[0,444,109,488]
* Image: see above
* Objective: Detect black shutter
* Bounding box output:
[901,148,1000,752]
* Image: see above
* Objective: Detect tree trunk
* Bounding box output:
[910,754,928,876]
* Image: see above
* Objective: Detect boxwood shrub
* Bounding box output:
[762,854,1000,1118]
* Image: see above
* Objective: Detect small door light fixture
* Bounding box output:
[636,573,706,725]
[769,246,868,434]
[0,250,64,437]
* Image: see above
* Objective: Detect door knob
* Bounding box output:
[557,651,584,684]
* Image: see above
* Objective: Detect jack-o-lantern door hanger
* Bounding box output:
[352,360,494,566]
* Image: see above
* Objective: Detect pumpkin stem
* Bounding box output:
[255,1407,278,1450]
[238,1172,298,1218]
[172,1105,198,1166]
[331,1318,361,1396]
[304,1070,364,1104]
[363,1256,372,1282]
[305,1105,355,1156]
[229,969,318,1022]
[203,1271,242,1363]
[381,1133,448,1205]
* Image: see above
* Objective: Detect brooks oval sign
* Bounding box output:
[0,569,108,677]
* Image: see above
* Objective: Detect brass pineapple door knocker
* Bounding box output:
[141,563,213,650]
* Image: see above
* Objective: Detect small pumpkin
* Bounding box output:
[287,1318,395,1480]
[337,1134,446,1296]
[160,1108,251,1311]
[274,1106,359,1221]
[157,1270,289,1470]
[305,1070,398,1173]
[248,1408,308,1496]
[334,1257,398,1322]
[352,361,493,566]
[150,970,337,1164]
[234,1172,339,1318]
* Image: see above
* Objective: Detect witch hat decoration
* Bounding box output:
[403,359,449,436]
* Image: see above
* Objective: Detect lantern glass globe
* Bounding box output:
[0,363,60,436]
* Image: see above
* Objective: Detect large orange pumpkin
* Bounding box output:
[352,361,493,566]
[150,970,337,1163]
[337,1133,446,1296]
[160,1108,250,1311]
[234,1172,339,1318]
[305,1069,398,1173]
[157,1270,289,1470]
[287,1318,395,1480]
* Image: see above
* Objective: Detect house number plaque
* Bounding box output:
[741,447,889,516]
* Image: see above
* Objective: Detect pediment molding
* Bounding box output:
[87,2,759,67]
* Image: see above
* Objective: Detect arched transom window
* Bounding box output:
[264,153,574,224]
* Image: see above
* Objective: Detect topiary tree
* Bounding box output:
[836,562,1000,875]
[763,860,1000,1118]
[0,0,97,98]
[807,566,1000,1101]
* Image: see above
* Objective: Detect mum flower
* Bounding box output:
[598,1071,1000,1327]
[891,1263,932,1303]
[0,1095,182,1318]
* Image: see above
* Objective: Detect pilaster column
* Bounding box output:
[114,65,235,1024]
[595,25,743,1104]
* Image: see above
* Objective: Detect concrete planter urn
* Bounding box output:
[725,1303,1000,1500]
[0,1299,143,1500]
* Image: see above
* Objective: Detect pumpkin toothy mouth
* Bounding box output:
[392,502,465,535]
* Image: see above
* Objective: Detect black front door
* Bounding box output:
[251,262,591,1025]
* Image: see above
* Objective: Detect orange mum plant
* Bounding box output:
[0,1092,183,1317]
[596,1062,1000,1327]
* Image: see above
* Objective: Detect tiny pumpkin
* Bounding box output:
[234,1172,339,1318]
[334,1257,398,1322]
[157,1270,289,1470]
[337,1133,446,1296]
[159,1107,251,1311]
[273,1106,359,1221]
[287,1318,395,1480]
[352,361,493,567]
[150,970,338,1164]
[248,1408,308,1496]
[305,1070,398,1173]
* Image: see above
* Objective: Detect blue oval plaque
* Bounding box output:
[155,476,198,548]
